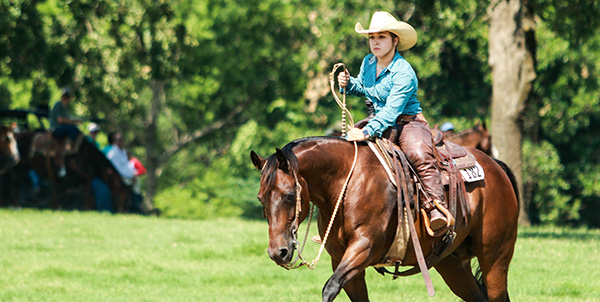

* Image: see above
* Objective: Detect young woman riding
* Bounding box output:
[340,11,451,233]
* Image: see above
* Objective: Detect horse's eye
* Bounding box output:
[284,192,295,204]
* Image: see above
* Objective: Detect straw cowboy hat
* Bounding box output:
[355,11,418,51]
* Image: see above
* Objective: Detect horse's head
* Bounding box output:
[474,121,499,157]
[250,148,310,267]
[0,125,20,174]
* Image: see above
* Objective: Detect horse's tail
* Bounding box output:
[493,158,520,208]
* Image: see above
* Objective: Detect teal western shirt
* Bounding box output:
[344,51,422,137]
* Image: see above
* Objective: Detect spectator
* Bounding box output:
[106,132,144,213]
[86,123,101,149]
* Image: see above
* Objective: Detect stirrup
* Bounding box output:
[421,200,455,237]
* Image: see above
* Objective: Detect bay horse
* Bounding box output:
[443,121,498,157]
[0,125,21,207]
[0,125,20,174]
[250,136,519,302]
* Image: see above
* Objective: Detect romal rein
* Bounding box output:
[281,64,358,270]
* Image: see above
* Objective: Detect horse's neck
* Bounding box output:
[449,129,482,147]
[294,139,356,210]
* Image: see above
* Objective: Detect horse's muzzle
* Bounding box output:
[267,240,295,266]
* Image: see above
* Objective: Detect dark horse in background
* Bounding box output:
[7,130,132,212]
[0,125,21,206]
[443,121,498,158]
[251,136,519,302]
[0,125,20,174]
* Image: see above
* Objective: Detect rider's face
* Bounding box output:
[368,32,397,58]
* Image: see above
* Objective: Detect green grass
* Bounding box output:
[0,209,599,301]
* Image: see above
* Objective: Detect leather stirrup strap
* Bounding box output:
[443,143,458,226]
[389,140,435,297]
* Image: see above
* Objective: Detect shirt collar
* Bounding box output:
[368,50,402,74]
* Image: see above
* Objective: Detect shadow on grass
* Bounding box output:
[518,227,600,241]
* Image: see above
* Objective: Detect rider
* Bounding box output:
[49,87,83,177]
[340,11,451,234]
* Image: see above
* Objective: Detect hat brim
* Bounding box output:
[355,21,417,51]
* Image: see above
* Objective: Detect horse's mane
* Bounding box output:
[261,136,347,188]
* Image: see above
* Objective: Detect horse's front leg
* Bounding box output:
[322,238,373,302]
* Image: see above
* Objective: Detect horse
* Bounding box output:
[70,137,133,212]
[443,121,498,157]
[9,130,132,212]
[0,125,20,174]
[250,136,519,302]
[0,125,21,207]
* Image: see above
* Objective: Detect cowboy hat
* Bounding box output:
[355,11,418,51]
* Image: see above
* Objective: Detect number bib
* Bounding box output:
[459,162,485,182]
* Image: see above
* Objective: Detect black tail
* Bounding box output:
[493,158,520,211]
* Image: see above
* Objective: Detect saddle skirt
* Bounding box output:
[31,132,55,157]
[31,131,82,157]
[367,137,481,267]
[436,140,485,185]
[367,139,485,189]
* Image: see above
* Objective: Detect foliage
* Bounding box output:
[1,0,600,226]
[525,9,600,227]
[522,139,578,224]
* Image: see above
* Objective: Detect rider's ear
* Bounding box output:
[250,150,265,170]
[275,148,289,173]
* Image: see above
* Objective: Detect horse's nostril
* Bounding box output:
[279,247,288,259]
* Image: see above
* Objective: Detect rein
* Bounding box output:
[281,63,358,270]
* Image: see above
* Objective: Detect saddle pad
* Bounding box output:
[436,140,467,159]
[440,150,485,184]
[31,132,55,157]
[374,208,410,267]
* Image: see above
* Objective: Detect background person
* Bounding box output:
[49,87,82,177]
[106,132,144,213]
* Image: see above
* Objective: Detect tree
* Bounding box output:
[488,0,536,225]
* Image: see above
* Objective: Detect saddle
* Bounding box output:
[31,131,84,158]
[369,135,481,273]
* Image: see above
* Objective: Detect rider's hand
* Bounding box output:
[338,70,350,88]
[346,128,368,142]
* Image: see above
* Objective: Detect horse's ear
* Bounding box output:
[250,150,265,170]
[480,119,487,130]
[275,148,289,173]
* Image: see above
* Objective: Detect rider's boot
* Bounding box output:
[399,120,453,236]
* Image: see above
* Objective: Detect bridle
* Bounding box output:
[273,63,359,270]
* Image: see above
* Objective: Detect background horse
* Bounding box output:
[250,136,519,302]
[0,125,20,174]
[9,130,132,212]
[443,121,498,157]
[0,125,21,206]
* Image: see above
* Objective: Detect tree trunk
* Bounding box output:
[143,79,165,211]
[488,0,536,225]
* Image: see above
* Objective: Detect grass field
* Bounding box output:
[0,209,599,302]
